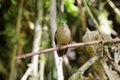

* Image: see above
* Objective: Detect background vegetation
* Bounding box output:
[0,0,120,80]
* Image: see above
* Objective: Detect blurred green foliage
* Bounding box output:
[0,0,120,80]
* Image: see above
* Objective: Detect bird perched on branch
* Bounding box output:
[55,19,71,57]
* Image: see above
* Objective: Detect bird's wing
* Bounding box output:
[54,31,57,46]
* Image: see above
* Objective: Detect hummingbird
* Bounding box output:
[55,19,71,57]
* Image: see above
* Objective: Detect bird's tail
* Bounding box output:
[57,49,68,57]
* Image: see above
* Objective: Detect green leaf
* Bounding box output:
[11,0,17,5]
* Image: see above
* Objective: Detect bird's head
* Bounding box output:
[58,18,68,31]
[59,18,67,25]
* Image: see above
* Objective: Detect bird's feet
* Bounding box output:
[66,43,69,49]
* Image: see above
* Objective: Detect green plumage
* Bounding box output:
[55,20,71,57]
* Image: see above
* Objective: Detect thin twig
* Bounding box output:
[83,0,106,39]
[15,39,120,59]
[9,0,24,80]
[106,0,120,17]
[77,0,87,31]
[21,0,43,79]
[21,67,32,80]
[83,0,99,29]
[68,54,100,80]
[50,0,64,80]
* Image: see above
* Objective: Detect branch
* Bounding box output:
[15,39,120,59]
[21,67,32,80]
[50,0,64,79]
[83,0,106,39]
[106,0,120,17]
[68,54,100,80]
[21,0,43,79]
[9,0,24,80]
[83,0,99,29]
[77,0,87,31]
